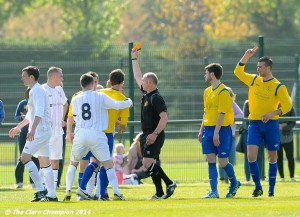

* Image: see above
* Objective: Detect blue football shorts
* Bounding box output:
[248,120,280,151]
[201,125,232,158]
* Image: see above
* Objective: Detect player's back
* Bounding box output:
[71,90,107,132]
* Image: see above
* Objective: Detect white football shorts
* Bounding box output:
[71,129,110,162]
[49,135,63,160]
[23,130,52,157]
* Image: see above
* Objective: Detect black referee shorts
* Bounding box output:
[140,131,165,159]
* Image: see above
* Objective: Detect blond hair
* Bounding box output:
[115,143,125,153]
[133,133,142,144]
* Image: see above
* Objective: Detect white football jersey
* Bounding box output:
[42,84,67,136]
[71,90,132,132]
[25,83,51,136]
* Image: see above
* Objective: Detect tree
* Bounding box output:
[52,0,130,51]
[0,0,35,30]
[203,0,257,40]
[222,0,300,38]
[2,3,65,41]
[150,0,211,57]
[0,0,130,53]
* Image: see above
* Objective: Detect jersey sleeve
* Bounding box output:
[218,90,232,114]
[119,108,130,125]
[0,100,4,123]
[58,86,67,105]
[152,95,167,115]
[277,85,292,115]
[33,89,46,118]
[15,100,24,121]
[101,92,131,110]
[68,93,78,117]
[71,98,79,117]
[203,89,207,114]
[234,64,257,87]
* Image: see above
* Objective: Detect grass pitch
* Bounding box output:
[0,138,300,216]
[0,181,299,217]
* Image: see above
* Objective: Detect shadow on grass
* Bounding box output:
[0,188,27,192]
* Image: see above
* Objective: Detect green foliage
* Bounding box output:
[0,0,130,54]
[223,0,300,37]
[50,0,130,52]
[0,0,35,29]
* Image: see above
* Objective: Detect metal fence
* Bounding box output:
[0,36,299,185]
[0,37,299,124]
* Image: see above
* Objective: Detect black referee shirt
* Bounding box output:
[140,86,167,133]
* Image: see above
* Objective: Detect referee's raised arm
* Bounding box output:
[131,49,143,87]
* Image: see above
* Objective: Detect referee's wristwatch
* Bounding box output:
[153,131,159,136]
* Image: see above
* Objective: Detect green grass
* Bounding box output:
[0,138,300,216]
[2,138,300,185]
[1,138,300,185]
[0,182,299,217]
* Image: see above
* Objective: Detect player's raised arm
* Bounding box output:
[239,47,258,64]
[131,48,143,87]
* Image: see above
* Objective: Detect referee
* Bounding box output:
[131,49,176,200]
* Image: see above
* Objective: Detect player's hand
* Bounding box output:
[66,132,74,143]
[27,130,35,142]
[280,123,287,130]
[20,112,26,119]
[261,113,273,123]
[9,126,21,138]
[146,133,157,145]
[131,50,138,59]
[116,123,127,134]
[198,132,202,143]
[61,120,66,128]
[213,133,220,147]
[245,47,258,58]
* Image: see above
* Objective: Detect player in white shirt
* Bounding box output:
[42,67,68,190]
[64,72,99,202]
[65,73,132,200]
[9,66,57,202]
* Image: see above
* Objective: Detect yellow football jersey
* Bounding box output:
[99,88,130,133]
[68,89,130,133]
[68,91,82,117]
[234,64,292,120]
[203,83,234,126]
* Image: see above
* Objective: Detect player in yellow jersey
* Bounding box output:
[78,69,130,201]
[198,63,241,199]
[234,47,292,197]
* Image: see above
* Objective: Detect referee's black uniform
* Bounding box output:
[140,86,166,159]
[138,86,176,199]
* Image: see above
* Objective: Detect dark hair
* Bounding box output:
[258,56,273,69]
[205,63,223,80]
[87,71,99,80]
[80,74,94,88]
[109,69,125,86]
[22,66,40,81]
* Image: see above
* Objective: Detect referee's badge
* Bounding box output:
[144,101,148,107]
